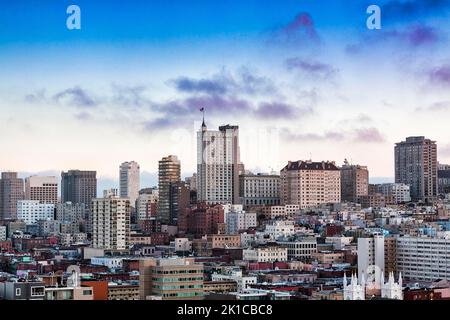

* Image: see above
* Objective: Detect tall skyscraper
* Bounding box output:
[92,195,130,250]
[340,160,369,203]
[25,176,58,204]
[280,160,341,209]
[197,121,240,204]
[157,155,181,225]
[119,161,140,207]
[0,172,25,220]
[395,136,438,202]
[61,170,97,205]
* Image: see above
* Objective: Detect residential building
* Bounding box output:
[340,160,369,203]
[119,161,140,207]
[376,183,411,203]
[0,172,24,220]
[243,244,288,263]
[223,204,257,235]
[16,200,55,224]
[395,136,438,202]
[396,236,450,281]
[239,172,280,208]
[277,237,318,261]
[92,196,131,250]
[157,155,181,225]
[280,160,341,209]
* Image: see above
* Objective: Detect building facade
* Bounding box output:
[92,196,131,250]
[280,160,341,209]
[61,170,97,206]
[24,176,58,205]
[395,136,438,202]
[0,172,25,220]
[16,200,55,224]
[119,161,140,208]
[239,173,280,208]
[157,155,181,225]
[340,161,369,203]
[197,123,240,205]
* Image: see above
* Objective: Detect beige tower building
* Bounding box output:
[280,160,340,209]
[91,196,130,251]
[25,176,58,204]
[197,121,240,205]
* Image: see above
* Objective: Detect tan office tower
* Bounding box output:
[25,176,58,204]
[395,136,437,203]
[157,155,181,225]
[139,257,204,300]
[280,160,341,209]
[119,161,140,208]
[0,172,25,220]
[91,196,130,250]
[340,160,369,203]
[197,120,240,205]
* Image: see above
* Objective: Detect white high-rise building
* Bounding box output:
[92,196,130,250]
[136,190,158,221]
[197,120,240,205]
[24,176,58,204]
[17,200,55,224]
[119,161,140,207]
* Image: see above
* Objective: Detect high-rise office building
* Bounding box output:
[119,161,140,207]
[91,196,130,250]
[395,136,438,202]
[61,170,97,205]
[280,160,341,209]
[0,172,25,220]
[340,160,369,203]
[25,176,58,204]
[197,122,240,204]
[157,155,181,225]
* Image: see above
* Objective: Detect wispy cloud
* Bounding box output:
[281,127,385,143]
[53,86,98,108]
[285,58,337,78]
[428,64,450,87]
[268,12,321,48]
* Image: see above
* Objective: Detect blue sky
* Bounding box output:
[0,0,449,191]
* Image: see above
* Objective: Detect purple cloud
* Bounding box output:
[255,102,299,119]
[353,127,385,143]
[429,65,450,86]
[285,58,337,78]
[53,86,97,108]
[281,127,385,144]
[172,77,228,95]
[269,12,320,47]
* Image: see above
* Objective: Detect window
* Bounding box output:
[31,286,45,297]
[15,288,21,296]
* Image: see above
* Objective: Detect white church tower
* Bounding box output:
[343,273,366,300]
[380,272,403,300]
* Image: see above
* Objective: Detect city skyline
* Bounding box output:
[0,0,449,184]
